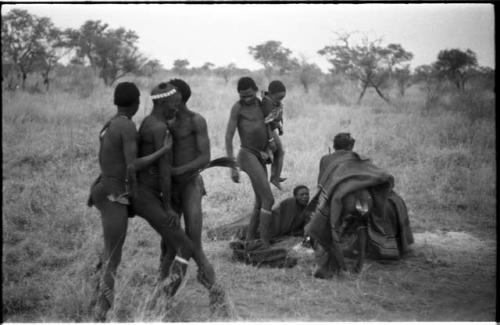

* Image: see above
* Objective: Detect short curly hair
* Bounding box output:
[169,78,191,103]
[333,133,355,150]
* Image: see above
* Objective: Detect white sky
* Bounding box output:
[2,3,495,71]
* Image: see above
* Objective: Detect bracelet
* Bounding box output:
[269,138,275,143]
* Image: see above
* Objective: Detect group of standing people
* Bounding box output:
[89,79,231,321]
[89,76,289,321]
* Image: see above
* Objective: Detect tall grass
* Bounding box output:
[2,72,496,321]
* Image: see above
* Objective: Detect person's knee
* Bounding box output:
[261,195,274,210]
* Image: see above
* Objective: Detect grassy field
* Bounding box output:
[2,73,496,321]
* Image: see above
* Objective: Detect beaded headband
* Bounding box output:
[151,88,177,100]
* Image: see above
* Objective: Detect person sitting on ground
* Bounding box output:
[207,185,311,242]
[261,80,287,190]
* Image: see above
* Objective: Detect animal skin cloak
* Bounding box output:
[304,150,413,259]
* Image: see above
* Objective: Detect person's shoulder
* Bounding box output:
[112,115,136,131]
[231,100,242,110]
[141,115,167,132]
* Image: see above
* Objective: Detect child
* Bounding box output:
[261,80,287,190]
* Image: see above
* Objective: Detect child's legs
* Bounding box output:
[271,132,285,179]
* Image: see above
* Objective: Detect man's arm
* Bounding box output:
[171,114,211,176]
[150,123,176,215]
[225,104,240,183]
[225,103,239,159]
[120,120,140,198]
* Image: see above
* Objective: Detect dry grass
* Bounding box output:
[2,73,496,321]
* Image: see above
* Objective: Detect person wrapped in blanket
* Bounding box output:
[304,133,414,278]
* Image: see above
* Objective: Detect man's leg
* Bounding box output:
[181,177,230,315]
[133,187,194,297]
[238,150,275,246]
[92,185,129,322]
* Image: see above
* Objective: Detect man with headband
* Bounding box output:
[132,82,196,306]
[160,78,230,316]
[89,82,173,321]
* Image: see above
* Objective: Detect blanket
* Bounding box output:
[304,150,413,259]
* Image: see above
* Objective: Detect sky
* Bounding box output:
[2,3,495,72]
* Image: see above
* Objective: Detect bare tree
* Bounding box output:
[318,32,413,104]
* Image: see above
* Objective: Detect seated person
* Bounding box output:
[207,185,311,241]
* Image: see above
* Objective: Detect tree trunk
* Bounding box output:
[357,82,368,104]
[371,83,391,104]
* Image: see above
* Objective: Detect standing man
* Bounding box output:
[89,82,173,321]
[161,78,229,315]
[225,77,275,247]
[133,82,195,300]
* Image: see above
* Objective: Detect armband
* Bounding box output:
[268,138,275,143]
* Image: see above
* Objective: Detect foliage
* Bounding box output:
[412,64,445,110]
[214,63,237,83]
[248,40,299,79]
[172,59,190,74]
[201,62,215,71]
[63,20,144,86]
[392,65,412,97]
[434,48,478,91]
[295,57,323,93]
[318,32,413,104]
[1,9,63,90]
[139,59,164,77]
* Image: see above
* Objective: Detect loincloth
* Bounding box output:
[89,175,134,217]
[171,173,206,211]
[239,146,271,167]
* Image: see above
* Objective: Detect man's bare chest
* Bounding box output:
[171,120,194,142]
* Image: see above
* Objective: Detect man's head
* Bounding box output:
[293,185,310,206]
[268,80,286,104]
[333,132,355,151]
[151,82,182,120]
[114,82,140,116]
[169,78,191,104]
[237,76,258,105]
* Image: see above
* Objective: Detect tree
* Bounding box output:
[392,65,412,97]
[172,59,190,74]
[201,62,215,71]
[1,9,61,90]
[412,64,444,109]
[249,40,299,79]
[214,63,236,83]
[295,57,323,93]
[64,20,144,86]
[434,48,478,91]
[318,32,413,104]
[140,58,163,77]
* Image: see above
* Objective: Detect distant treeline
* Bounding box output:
[2,9,495,104]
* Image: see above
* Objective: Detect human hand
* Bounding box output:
[268,139,277,152]
[163,129,173,150]
[231,167,240,183]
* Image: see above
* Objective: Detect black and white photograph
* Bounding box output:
[1,2,496,322]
